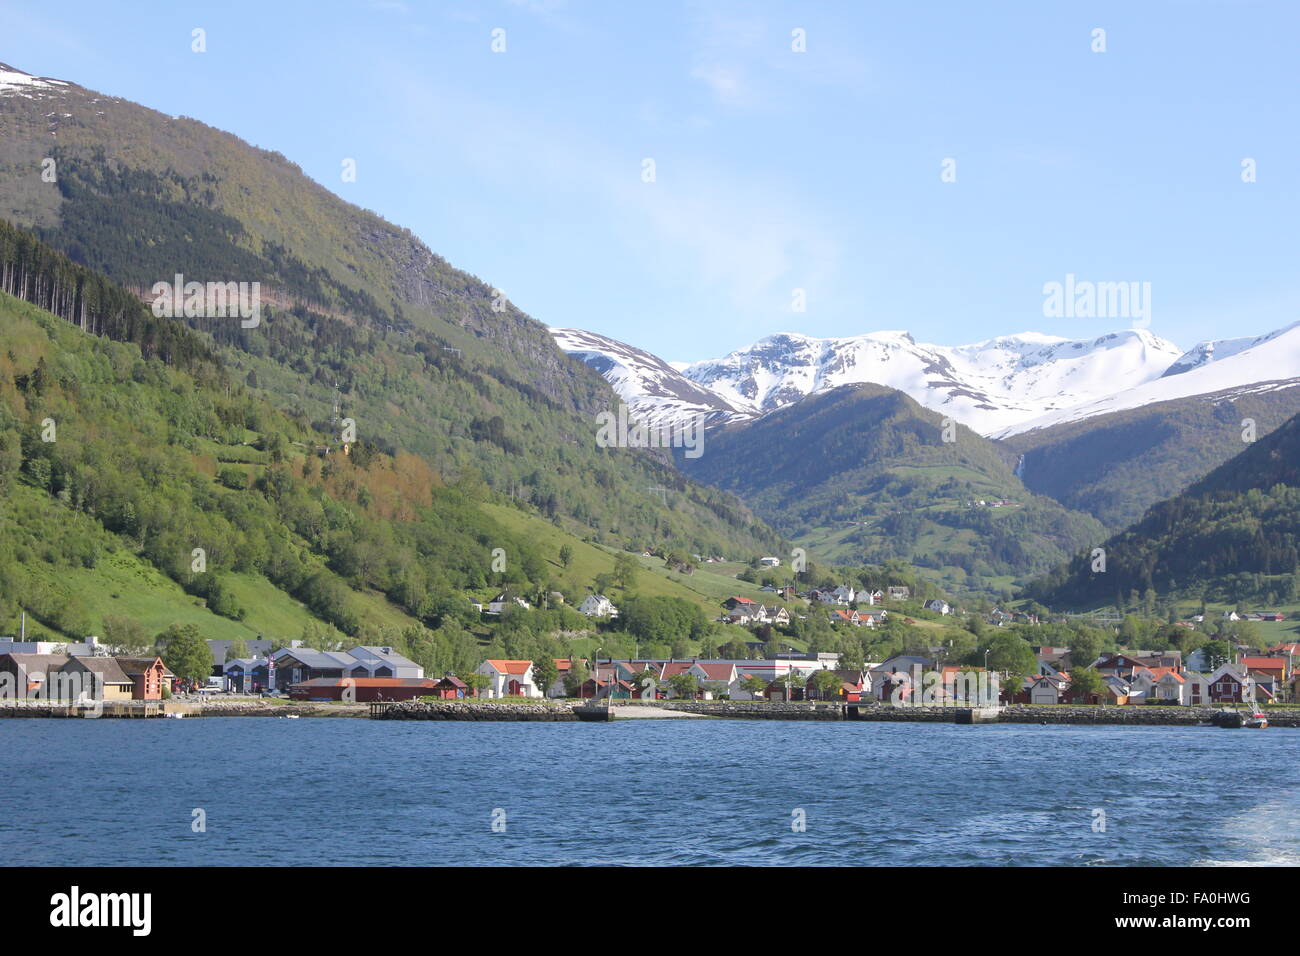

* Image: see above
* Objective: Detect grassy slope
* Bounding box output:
[481,503,789,614]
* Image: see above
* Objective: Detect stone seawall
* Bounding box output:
[376,700,580,721]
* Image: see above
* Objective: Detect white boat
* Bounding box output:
[1244,711,1269,729]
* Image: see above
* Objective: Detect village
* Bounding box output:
[3,577,1296,711]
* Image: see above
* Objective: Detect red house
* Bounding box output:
[116,657,172,700]
[431,675,469,699]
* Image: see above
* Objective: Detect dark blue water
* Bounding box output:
[2,718,1296,865]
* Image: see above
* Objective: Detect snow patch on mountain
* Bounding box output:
[678,328,1184,436]
[0,63,70,97]
[997,322,1300,437]
[550,327,752,428]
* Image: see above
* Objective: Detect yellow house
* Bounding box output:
[57,657,134,701]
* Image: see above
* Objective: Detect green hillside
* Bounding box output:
[0,71,782,564]
[681,383,1105,596]
[1004,383,1300,529]
[1028,412,1300,610]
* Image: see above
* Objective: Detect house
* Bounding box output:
[868,656,936,702]
[486,593,531,615]
[477,659,542,698]
[829,608,866,627]
[723,596,758,611]
[1026,673,1069,705]
[578,594,619,618]
[886,586,910,601]
[1205,663,1257,703]
[0,652,68,697]
[924,599,952,616]
[759,556,781,568]
[1128,666,1187,704]
[56,657,134,701]
[858,610,886,628]
[806,669,866,701]
[579,677,634,700]
[763,606,791,626]
[115,657,172,700]
[1240,656,1288,684]
[288,677,439,702]
[688,661,738,698]
[777,585,799,600]
[764,677,805,701]
[431,675,469,699]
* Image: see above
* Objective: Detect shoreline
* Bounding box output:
[2,698,1297,727]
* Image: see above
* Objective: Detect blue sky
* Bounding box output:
[4,0,1299,360]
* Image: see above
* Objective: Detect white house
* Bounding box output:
[886,586,910,601]
[486,593,531,615]
[759,556,781,568]
[476,659,542,698]
[578,594,619,618]
[924,599,952,616]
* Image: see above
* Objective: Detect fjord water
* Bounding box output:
[3,719,1296,866]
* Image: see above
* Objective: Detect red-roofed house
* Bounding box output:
[476,659,541,698]
[689,661,738,698]
[1240,656,1288,682]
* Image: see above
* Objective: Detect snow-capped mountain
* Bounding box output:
[997,322,1300,437]
[678,329,1183,436]
[0,63,71,97]
[1160,321,1300,378]
[550,327,752,427]
[552,326,1195,436]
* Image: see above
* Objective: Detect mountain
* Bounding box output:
[1003,380,1300,529]
[995,322,1300,438]
[677,382,1105,595]
[680,328,1183,436]
[1161,322,1300,378]
[1027,412,1300,610]
[0,60,783,563]
[549,327,749,428]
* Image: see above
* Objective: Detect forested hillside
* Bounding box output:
[1027,413,1300,609]
[0,70,780,562]
[1004,384,1300,529]
[680,383,1105,595]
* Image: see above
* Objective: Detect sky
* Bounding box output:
[3,0,1299,361]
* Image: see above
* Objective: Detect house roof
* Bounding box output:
[434,675,469,688]
[692,661,737,681]
[274,648,357,670]
[0,652,69,672]
[61,657,132,685]
[484,659,533,675]
[116,656,174,678]
[351,646,421,670]
[1240,656,1286,671]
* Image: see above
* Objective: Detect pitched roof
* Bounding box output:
[484,659,533,675]
[115,656,173,678]
[692,661,737,681]
[61,657,131,685]
[1240,656,1286,671]
[0,652,69,671]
